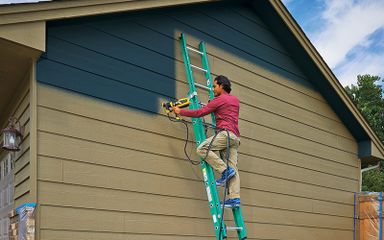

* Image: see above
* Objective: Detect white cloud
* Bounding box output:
[312,0,384,70]
[321,0,354,23]
[335,50,384,86]
[329,24,384,86]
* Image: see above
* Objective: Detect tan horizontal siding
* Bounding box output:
[40,205,212,237]
[14,177,30,200]
[14,161,30,187]
[38,181,352,230]
[240,120,357,166]
[240,188,353,218]
[38,178,352,218]
[37,151,353,209]
[14,143,30,175]
[239,101,356,151]
[37,105,358,188]
[41,230,210,240]
[240,136,357,180]
[38,84,358,173]
[37,130,357,197]
[40,205,352,240]
[41,228,352,240]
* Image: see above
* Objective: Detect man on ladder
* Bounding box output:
[174,75,241,208]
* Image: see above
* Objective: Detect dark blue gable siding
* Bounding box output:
[37,2,315,114]
[37,19,177,113]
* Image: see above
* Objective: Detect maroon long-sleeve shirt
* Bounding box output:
[180,92,240,137]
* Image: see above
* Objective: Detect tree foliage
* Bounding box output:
[345,74,384,192]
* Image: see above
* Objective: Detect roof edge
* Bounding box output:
[0,0,217,25]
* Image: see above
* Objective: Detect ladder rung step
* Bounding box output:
[187,46,204,55]
[191,64,208,73]
[195,83,211,91]
[227,226,243,231]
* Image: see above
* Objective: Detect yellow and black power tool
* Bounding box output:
[162,98,190,120]
[162,98,190,113]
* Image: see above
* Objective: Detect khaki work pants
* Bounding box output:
[196,130,240,199]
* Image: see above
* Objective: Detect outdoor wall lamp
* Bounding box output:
[1,117,23,151]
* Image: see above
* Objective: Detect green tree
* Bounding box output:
[345,74,384,192]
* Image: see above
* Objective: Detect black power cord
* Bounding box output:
[166,114,200,165]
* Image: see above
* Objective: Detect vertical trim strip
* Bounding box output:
[354,192,356,240]
[29,58,39,239]
[380,192,383,240]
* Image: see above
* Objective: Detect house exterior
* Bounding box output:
[0,0,383,239]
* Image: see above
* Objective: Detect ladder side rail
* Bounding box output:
[199,41,216,128]
[180,33,227,240]
[232,207,248,239]
[179,34,206,143]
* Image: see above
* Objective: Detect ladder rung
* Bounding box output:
[191,64,208,73]
[227,226,243,231]
[195,83,211,91]
[187,46,204,55]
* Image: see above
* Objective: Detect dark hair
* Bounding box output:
[214,75,232,93]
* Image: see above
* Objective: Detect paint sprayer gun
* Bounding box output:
[162,98,190,119]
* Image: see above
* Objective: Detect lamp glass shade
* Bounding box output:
[2,128,21,151]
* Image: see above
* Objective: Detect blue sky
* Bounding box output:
[282,0,384,86]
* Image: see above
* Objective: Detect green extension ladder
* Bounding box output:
[179,33,247,240]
